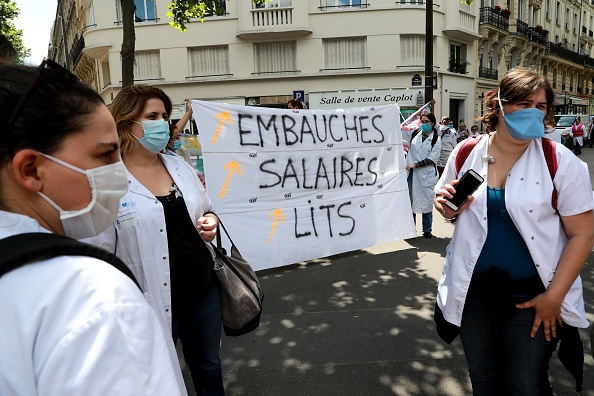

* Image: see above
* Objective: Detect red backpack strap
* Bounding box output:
[455,134,486,175]
[541,138,558,211]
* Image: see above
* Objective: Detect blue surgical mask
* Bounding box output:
[132,119,170,153]
[172,139,183,151]
[498,89,545,140]
[421,123,432,133]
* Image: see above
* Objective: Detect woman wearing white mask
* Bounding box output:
[433,68,594,394]
[0,61,185,395]
[86,85,223,396]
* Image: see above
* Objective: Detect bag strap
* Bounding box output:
[0,232,140,289]
[541,138,558,212]
[455,134,486,176]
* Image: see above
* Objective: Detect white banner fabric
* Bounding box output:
[192,100,416,270]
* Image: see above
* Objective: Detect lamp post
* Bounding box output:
[424,0,433,107]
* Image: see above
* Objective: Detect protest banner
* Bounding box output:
[192,100,416,270]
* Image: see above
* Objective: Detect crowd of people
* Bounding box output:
[1,31,594,395]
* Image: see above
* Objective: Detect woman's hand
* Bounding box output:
[197,214,218,243]
[434,179,474,219]
[405,164,416,171]
[516,292,563,341]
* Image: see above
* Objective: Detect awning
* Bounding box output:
[569,96,589,106]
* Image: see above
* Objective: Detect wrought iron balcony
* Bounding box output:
[479,7,509,31]
[528,27,548,45]
[70,35,85,68]
[479,66,498,80]
[515,20,529,37]
[546,42,584,64]
[449,61,469,74]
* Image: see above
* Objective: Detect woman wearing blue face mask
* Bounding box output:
[433,68,594,395]
[85,85,224,396]
[403,112,442,238]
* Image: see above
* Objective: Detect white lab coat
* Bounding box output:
[434,137,594,328]
[84,152,214,384]
[0,211,185,396]
[437,126,457,167]
[403,127,442,214]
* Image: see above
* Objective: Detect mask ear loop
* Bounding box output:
[497,88,506,118]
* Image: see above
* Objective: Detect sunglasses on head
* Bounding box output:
[6,58,77,135]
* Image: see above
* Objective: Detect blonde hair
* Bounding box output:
[109,85,173,154]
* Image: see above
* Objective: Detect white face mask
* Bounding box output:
[37,153,129,239]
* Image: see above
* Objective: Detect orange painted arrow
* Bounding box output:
[219,161,241,199]
[268,208,285,244]
[212,111,232,144]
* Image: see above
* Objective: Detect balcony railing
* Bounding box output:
[252,7,293,27]
[479,66,498,80]
[479,7,509,30]
[70,35,85,68]
[516,20,529,37]
[546,41,584,64]
[528,27,548,45]
[585,56,594,69]
[449,61,469,74]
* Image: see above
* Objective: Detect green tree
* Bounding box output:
[167,0,266,32]
[0,0,31,63]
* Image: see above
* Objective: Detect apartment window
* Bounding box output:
[574,13,578,34]
[400,35,425,66]
[545,0,550,19]
[116,0,156,22]
[323,37,367,70]
[254,42,296,74]
[323,0,363,7]
[101,60,111,88]
[255,0,291,7]
[552,68,557,88]
[188,45,230,77]
[555,2,560,24]
[449,42,468,74]
[133,50,161,80]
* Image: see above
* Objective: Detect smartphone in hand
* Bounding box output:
[444,169,484,211]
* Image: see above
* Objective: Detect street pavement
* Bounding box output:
[190,141,594,396]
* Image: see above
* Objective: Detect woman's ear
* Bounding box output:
[9,149,44,193]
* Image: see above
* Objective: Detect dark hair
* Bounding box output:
[109,85,173,154]
[0,34,17,62]
[421,112,437,126]
[287,99,305,109]
[482,67,555,133]
[0,62,104,165]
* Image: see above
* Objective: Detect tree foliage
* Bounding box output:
[167,0,267,32]
[0,0,30,63]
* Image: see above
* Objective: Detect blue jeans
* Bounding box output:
[459,284,557,396]
[407,171,433,233]
[172,282,224,396]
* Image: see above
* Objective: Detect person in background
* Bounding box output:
[457,122,468,142]
[168,101,193,167]
[436,116,457,176]
[571,116,585,156]
[588,117,594,148]
[86,85,224,396]
[403,112,442,238]
[288,98,306,109]
[469,125,480,136]
[434,68,594,395]
[0,60,186,395]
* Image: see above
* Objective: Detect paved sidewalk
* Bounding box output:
[194,142,594,396]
